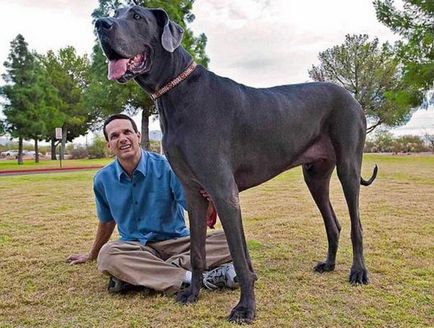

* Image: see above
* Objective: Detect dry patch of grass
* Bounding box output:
[0,154,433,327]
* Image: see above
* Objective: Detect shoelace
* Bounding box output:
[203,266,230,290]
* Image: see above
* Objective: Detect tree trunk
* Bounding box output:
[141,110,150,150]
[17,137,23,165]
[34,139,39,163]
[51,138,57,160]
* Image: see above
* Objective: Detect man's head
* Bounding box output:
[103,114,141,162]
[103,114,138,141]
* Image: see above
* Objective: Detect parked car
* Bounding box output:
[1,150,19,158]
[27,151,43,158]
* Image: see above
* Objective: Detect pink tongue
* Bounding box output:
[108,59,129,80]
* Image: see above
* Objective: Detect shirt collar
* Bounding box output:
[115,150,148,180]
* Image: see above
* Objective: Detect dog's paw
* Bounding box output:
[228,303,256,324]
[349,267,369,285]
[175,288,199,304]
[314,261,335,273]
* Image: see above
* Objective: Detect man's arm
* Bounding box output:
[66,220,116,265]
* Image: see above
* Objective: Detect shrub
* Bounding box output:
[70,147,89,159]
[365,130,429,153]
[87,136,108,159]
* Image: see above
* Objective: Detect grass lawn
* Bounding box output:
[0,154,433,327]
[0,158,111,171]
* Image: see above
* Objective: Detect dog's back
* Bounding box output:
[177,69,365,190]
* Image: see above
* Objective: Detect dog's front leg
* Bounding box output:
[175,188,208,304]
[210,182,257,324]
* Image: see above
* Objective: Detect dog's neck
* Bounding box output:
[134,47,193,95]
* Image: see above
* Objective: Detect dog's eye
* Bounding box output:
[133,13,141,20]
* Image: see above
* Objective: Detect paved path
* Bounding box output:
[0,166,102,177]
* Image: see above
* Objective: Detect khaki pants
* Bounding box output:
[97,231,231,294]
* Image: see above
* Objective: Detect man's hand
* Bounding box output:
[66,253,94,265]
[200,190,211,201]
[66,221,115,266]
[200,190,217,229]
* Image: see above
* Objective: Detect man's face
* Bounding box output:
[105,119,141,161]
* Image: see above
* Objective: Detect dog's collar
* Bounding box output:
[150,62,197,101]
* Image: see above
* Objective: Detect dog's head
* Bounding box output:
[95,6,184,83]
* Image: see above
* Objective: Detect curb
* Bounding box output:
[0,166,103,176]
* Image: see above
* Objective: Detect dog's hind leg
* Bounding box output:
[335,154,369,284]
[303,159,341,273]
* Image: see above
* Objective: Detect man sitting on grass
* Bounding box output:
[66,114,237,294]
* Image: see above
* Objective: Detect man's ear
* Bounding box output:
[137,132,142,144]
[150,8,184,52]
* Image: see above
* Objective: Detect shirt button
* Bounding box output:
[133,183,136,187]
[135,201,138,205]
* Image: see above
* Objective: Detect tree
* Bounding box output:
[309,34,422,133]
[374,0,434,102]
[1,34,55,164]
[87,0,209,149]
[41,47,93,159]
[23,63,61,163]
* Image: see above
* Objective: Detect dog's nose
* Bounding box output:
[95,18,114,31]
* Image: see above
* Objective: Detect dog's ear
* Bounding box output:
[150,8,184,53]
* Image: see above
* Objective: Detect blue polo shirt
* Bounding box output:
[93,150,189,244]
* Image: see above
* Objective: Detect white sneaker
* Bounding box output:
[203,263,239,290]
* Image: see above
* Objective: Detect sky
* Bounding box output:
[0,0,432,138]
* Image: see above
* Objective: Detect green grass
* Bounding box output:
[0,158,111,171]
[0,154,433,327]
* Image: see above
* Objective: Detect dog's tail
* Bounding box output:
[360,165,378,186]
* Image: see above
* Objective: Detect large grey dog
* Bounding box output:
[96,5,377,324]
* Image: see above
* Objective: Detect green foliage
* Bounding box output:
[0,34,60,163]
[85,0,209,150]
[1,35,39,139]
[309,34,422,132]
[374,0,434,101]
[87,135,109,159]
[0,119,5,135]
[41,47,93,143]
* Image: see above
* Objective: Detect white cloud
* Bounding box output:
[190,0,399,86]
[393,105,434,136]
[0,0,98,66]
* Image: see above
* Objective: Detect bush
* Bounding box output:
[365,130,429,153]
[70,147,89,159]
[87,136,108,159]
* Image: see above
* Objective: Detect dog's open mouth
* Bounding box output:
[107,47,151,82]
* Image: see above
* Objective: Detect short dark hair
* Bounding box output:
[103,114,139,141]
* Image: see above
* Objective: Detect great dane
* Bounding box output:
[95,6,377,323]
